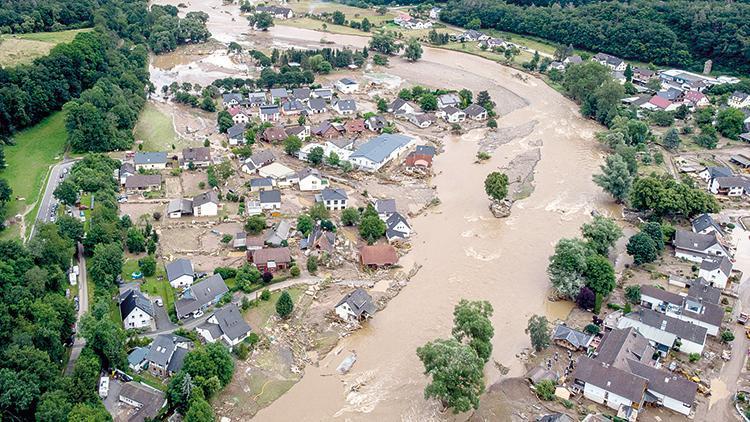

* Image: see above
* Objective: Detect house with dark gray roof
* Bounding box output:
[167,198,193,219]
[592,52,626,71]
[691,213,723,236]
[349,133,415,171]
[165,258,194,289]
[463,104,488,120]
[242,149,276,174]
[335,288,376,321]
[365,115,387,132]
[388,98,416,115]
[316,187,348,210]
[226,123,247,145]
[260,189,281,210]
[119,289,155,331]
[698,255,732,289]
[282,99,309,115]
[374,198,397,220]
[332,99,357,115]
[175,274,229,319]
[265,220,291,246]
[552,324,592,351]
[673,229,729,263]
[259,104,280,122]
[197,303,252,347]
[311,88,333,100]
[710,175,750,196]
[134,152,168,170]
[687,278,722,304]
[119,162,136,185]
[118,382,167,421]
[385,212,411,242]
[248,92,267,106]
[125,175,162,193]
[181,147,211,169]
[308,97,327,114]
[618,308,707,355]
[699,165,733,184]
[250,177,275,192]
[145,334,192,377]
[292,87,311,101]
[270,88,289,101]
[192,190,219,217]
[640,285,723,336]
[222,93,243,107]
[301,226,336,253]
[128,346,150,372]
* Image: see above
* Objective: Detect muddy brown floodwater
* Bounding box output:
[148,1,611,418]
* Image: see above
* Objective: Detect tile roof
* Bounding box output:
[335,288,376,318]
[134,152,167,165]
[165,258,193,282]
[360,244,398,266]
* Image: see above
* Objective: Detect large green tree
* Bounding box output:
[593,154,633,203]
[484,172,509,201]
[451,300,494,362]
[526,315,550,352]
[416,338,485,413]
[581,216,622,255]
[547,238,590,299]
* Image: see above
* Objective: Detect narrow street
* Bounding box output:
[30,159,76,240]
[64,242,88,375]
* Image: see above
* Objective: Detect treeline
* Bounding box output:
[439,0,750,74]
[0,0,97,33]
[147,5,211,54]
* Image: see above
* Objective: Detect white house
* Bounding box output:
[230,108,250,124]
[134,152,168,170]
[222,93,243,108]
[437,93,461,109]
[196,303,252,348]
[348,133,415,171]
[259,104,281,122]
[297,168,327,191]
[698,256,732,289]
[617,308,707,355]
[167,198,193,219]
[192,191,219,217]
[165,258,194,289]
[385,212,412,242]
[440,106,465,123]
[388,98,416,116]
[335,78,359,94]
[698,166,733,184]
[592,52,627,72]
[258,162,297,187]
[691,213,724,237]
[332,99,357,115]
[728,91,750,109]
[640,285,723,337]
[408,113,433,128]
[316,187,348,210]
[335,288,376,322]
[119,289,156,330]
[259,189,282,210]
[463,104,488,121]
[573,357,646,413]
[710,176,749,196]
[673,230,729,263]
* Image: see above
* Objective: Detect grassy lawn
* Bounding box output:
[1,111,68,240]
[109,301,123,326]
[123,258,176,311]
[439,41,534,66]
[134,102,177,152]
[0,28,92,66]
[244,287,304,328]
[288,0,395,25]
[132,371,167,391]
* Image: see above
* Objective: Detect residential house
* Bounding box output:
[241,150,276,174]
[316,187,348,210]
[349,133,415,171]
[265,220,291,246]
[640,285,723,336]
[269,88,289,102]
[478,37,506,50]
[688,279,722,304]
[335,78,359,94]
[227,123,246,145]
[437,93,461,109]
[463,104,488,120]
[118,382,167,421]
[312,120,345,139]
[222,93,243,108]
[548,61,565,72]
[710,176,750,196]
[119,162,135,185]
[301,226,335,253]
[245,200,262,216]
[405,150,433,168]
[297,168,327,191]
[691,213,724,236]
[259,104,281,122]
[292,87,311,101]
[360,244,398,268]
[282,99,308,115]
[440,106,465,123]
[563,55,583,66]
[699,256,732,289]
[374,198,396,220]
[285,125,310,141]
[249,247,292,272]
[260,126,287,143]
[259,189,282,210]
[192,190,219,216]
[644,95,674,111]
[415,145,437,156]
[408,113,433,128]
[134,152,168,170]
[119,289,156,330]
[684,91,710,108]
[308,98,327,114]
[245,233,265,251]
[344,119,366,134]
[258,162,297,187]
[166,258,194,289]
[617,308,708,355]
[128,347,149,373]
[233,231,247,249]
[592,52,626,71]
[385,212,412,242]
[174,274,229,319]
[335,288,376,322]
[247,92,267,106]
[333,99,357,115]
[144,334,192,377]
[632,67,656,84]
[429,6,441,19]
[125,175,162,194]
[455,29,487,42]
[229,107,250,124]
[552,325,592,351]
[311,88,333,100]
[388,98,416,117]
[673,229,729,262]
[657,87,684,101]
[255,5,293,19]
[181,147,211,169]
[196,303,252,348]
[167,198,193,219]
[729,91,750,109]
[699,166,733,184]
[365,115,387,132]
[250,177,275,192]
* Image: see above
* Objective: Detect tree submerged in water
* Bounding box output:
[484,171,512,218]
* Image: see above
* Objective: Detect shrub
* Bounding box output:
[689,352,701,363]
[584,324,600,335]
[721,330,735,343]
[307,255,318,274]
[260,289,271,301]
[262,271,273,283]
[534,379,556,401]
[593,293,602,314]
[246,332,260,347]
[290,265,301,277]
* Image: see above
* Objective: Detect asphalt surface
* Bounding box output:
[64,242,88,376]
[30,159,76,238]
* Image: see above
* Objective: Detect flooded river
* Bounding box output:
[150,2,611,419]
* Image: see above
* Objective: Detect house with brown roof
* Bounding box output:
[312,121,345,139]
[180,147,212,169]
[260,126,288,143]
[359,244,398,268]
[249,247,292,272]
[125,175,162,194]
[344,119,366,134]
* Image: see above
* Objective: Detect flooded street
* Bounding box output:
[148,2,610,419]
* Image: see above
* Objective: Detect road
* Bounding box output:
[64,242,88,375]
[30,159,76,239]
[143,275,320,338]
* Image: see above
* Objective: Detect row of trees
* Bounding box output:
[148,5,211,54]
[0,0,97,33]
[439,0,750,74]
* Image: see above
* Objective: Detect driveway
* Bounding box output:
[152,300,176,332]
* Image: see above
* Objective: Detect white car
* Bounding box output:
[193,310,204,319]
[155,298,163,307]
[98,376,109,398]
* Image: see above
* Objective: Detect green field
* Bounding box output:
[0,28,92,66]
[123,258,176,312]
[134,102,178,151]
[1,111,68,240]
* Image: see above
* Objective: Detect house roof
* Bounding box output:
[596,327,654,368]
[167,346,188,373]
[623,308,707,344]
[335,288,376,318]
[262,126,288,142]
[552,324,592,349]
[125,175,162,189]
[657,87,682,100]
[389,98,411,111]
[416,145,436,156]
[286,125,307,137]
[688,278,723,304]
[227,123,246,139]
[167,198,193,215]
[410,113,433,124]
[193,190,219,208]
[648,95,672,109]
[292,88,311,100]
[338,77,357,85]
[320,187,348,201]
[250,177,274,188]
[437,93,460,106]
[386,212,411,232]
[673,230,722,253]
[463,104,487,117]
[120,162,135,175]
[714,176,750,189]
[248,92,267,102]
[145,334,190,367]
[334,99,357,111]
[211,303,252,341]
[302,226,335,252]
[327,137,354,149]
[248,150,276,168]
[731,91,750,101]
[366,115,387,129]
[360,244,398,266]
[593,52,624,66]
[182,147,211,163]
[270,88,289,99]
[259,162,295,179]
[308,98,327,111]
[345,119,366,132]
[297,167,322,180]
[312,88,332,98]
[175,274,229,316]
[119,382,166,419]
[442,105,462,115]
[350,134,413,163]
[252,247,292,265]
[640,285,682,306]
[260,189,281,204]
[134,152,167,165]
[700,255,733,278]
[374,199,396,215]
[573,356,647,404]
[165,258,193,282]
[127,346,149,366]
[222,93,243,103]
[627,359,697,404]
[703,166,733,179]
[282,99,307,113]
[691,213,723,235]
[120,289,155,319]
[260,104,280,115]
[265,220,291,245]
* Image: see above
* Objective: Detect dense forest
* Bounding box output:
[439,0,750,74]
[0,0,98,33]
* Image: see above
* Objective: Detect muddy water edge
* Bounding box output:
[147,2,612,419]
